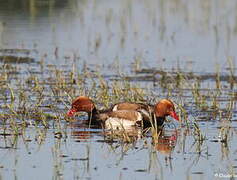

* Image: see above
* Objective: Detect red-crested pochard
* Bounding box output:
[67,96,179,129]
[112,99,179,127]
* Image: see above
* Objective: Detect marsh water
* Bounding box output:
[0,0,237,179]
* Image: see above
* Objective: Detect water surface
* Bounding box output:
[0,0,237,180]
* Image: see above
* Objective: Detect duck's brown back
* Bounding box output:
[112,102,152,111]
[98,110,142,122]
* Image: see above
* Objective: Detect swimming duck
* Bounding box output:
[66,96,179,129]
[111,99,179,127]
[66,96,142,129]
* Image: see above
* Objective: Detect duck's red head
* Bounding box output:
[154,99,179,121]
[67,96,95,117]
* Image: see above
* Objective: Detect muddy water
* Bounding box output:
[0,0,237,180]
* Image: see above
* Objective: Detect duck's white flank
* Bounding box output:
[105,112,142,130]
[112,105,118,111]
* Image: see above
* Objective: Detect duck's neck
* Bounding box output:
[155,117,165,126]
[142,115,165,128]
[87,108,108,127]
[87,108,99,120]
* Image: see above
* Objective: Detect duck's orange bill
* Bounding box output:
[67,109,77,117]
[169,111,179,121]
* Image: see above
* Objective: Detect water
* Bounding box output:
[0,0,237,72]
[0,122,236,180]
[0,0,237,180]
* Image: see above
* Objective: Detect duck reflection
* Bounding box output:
[71,130,92,142]
[154,129,178,156]
[68,119,142,143]
[104,126,142,143]
[68,122,101,142]
[147,129,178,177]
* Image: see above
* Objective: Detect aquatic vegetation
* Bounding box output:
[0,54,235,179]
[0,51,236,138]
[0,0,236,179]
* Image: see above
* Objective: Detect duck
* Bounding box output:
[66,96,142,129]
[110,99,179,127]
[66,96,179,129]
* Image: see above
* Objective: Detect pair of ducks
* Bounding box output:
[67,96,179,129]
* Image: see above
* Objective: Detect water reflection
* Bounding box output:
[0,0,237,179]
[68,122,101,142]
[155,129,177,156]
[69,120,178,158]
[69,120,142,143]
[0,122,236,179]
[0,0,70,16]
